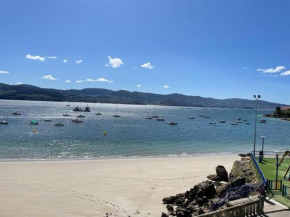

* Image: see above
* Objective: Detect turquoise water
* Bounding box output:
[0,100,289,160]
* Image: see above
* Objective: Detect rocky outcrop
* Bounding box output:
[207,165,228,182]
[229,160,257,184]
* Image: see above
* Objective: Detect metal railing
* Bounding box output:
[250,151,267,185]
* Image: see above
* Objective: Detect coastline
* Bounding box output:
[0,155,239,217]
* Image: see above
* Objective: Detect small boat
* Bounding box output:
[169,121,177,125]
[146,116,153,119]
[29,120,38,125]
[245,122,251,125]
[237,117,241,121]
[44,119,52,122]
[157,118,165,121]
[204,115,211,118]
[209,122,216,124]
[53,122,64,126]
[66,105,70,106]
[12,112,21,115]
[72,119,83,123]
[152,115,159,118]
[113,114,121,118]
[231,123,238,125]
[77,115,85,118]
[73,105,90,112]
[63,114,71,117]
[189,116,195,119]
[236,120,243,123]
[95,112,102,115]
[220,120,226,123]
[0,121,8,125]
[260,119,266,123]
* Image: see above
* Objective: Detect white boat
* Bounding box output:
[72,119,83,123]
[146,116,153,119]
[54,123,64,126]
[77,115,85,118]
[204,115,211,118]
[0,121,8,125]
[237,117,241,120]
[189,116,195,119]
[236,120,243,123]
[220,120,226,123]
[157,118,165,121]
[260,119,266,123]
[169,121,178,125]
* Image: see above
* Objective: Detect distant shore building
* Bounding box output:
[281,106,290,111]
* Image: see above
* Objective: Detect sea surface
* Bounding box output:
[0,100,289,160]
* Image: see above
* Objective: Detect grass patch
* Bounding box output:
[257,157,290,208]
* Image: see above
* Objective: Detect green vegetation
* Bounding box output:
[258,157,290,207]
[265,106,290,119]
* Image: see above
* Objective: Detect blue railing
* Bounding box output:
[209,183,262,212]
[250,151,267,185]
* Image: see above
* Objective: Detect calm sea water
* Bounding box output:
[0,100,289,160]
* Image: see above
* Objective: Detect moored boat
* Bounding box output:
[189,116,195,119]
[0,121,8,125]
[12,112,21,115]
[209,122,216,124]
[72,119,83,123]
[63,114,71,117]
[77,115,85,118]
[146,116,153,119]
[169,121,177,125]
[231,123,238,125]
[152,115,159,118]
[157,118,165,121]
[219,120,226,123]
[260,119,266,123]
[95,112,102,115]
[29,120,38,125]
[53,122,64,126]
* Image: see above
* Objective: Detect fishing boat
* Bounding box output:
[0,121,8,125]
[220,120,226,123]
[29,120,38,125]
[260,119,266,123]
[169,121,178,125]
[189,116,195,119]
[209,122,216,124]
[73,105,90,112]
[53,123,64,126]
[63,114,71,117]
[12,112,21,115]
[77,115,85,118]
[95,112,102,115]
[72,119,83,123]
[157,118,165,121]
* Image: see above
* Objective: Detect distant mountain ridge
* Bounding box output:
[0,83,287,109]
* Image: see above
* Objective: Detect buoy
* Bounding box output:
[33,129,37,133]
[103,131,107,136]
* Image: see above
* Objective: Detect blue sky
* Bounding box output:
[0,0,290,104]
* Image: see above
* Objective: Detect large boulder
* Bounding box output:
[216,183,230,197]
[230,177,246,187]
[216,165,228,182]
[163,196,176,204]
[176,207,192,217]
[229,160,257,184]
[161,212,169,217]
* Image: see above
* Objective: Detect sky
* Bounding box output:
[0,0,290,104]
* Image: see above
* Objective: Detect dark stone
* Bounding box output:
[161,212,169,217]
[163,196,176,204]
[216,165,228,182]
[230,177,246,187]
[166,204,174,212]
[176,208,191,217]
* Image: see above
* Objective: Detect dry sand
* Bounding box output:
[0,156,239,217]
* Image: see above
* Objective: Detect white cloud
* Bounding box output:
[65,79,71,83]
[76,60,83,64]
[17,82,23,85]
[107,56,123,68]
[163,85,170,89]
[256,66,286,73]
[42,75,57,80]
[86,78,113,84]
[0,70,9,74]
[141,62,155,69]
[281,70,290,76]
[63,59,67,63]
[26,54,45,62]
[76,80,85,83]
[137,84,141,88]
[243,67,248,69]
[47,56,57,59]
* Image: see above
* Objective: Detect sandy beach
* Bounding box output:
[0,156,239,217]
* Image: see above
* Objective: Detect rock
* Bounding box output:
[166,204,174,212]
[176,208,191,217]
[229,160,257,184]
[216,183,229,197]
[163,196,176,204]
[230,177,246,187]
[216,165,228,182]
[207,174,223,181]
[161,212,169,217]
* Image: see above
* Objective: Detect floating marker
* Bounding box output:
[103,131,107,136]
[33,129,37,133]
